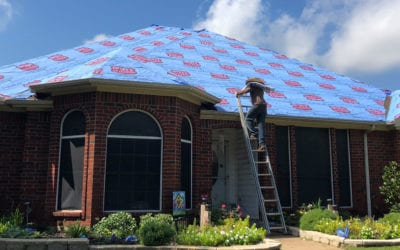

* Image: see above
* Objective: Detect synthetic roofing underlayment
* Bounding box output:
[0,25,398,124]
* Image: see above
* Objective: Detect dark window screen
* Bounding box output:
[180,118,192,209]
[57,111,85,210]
[336,129,351,207]
[275,126,291,207]
[105,111,162,211]
[296,127,332,206]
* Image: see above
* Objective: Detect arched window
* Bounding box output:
[104,110,162,211]
[57,110,85,210]
[180,117,192,209]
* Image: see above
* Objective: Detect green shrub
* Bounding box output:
[380,161,400,212]
[177,216,266,246]
[138,213,176,246]
[299,208,338,230]
[314,217,346,235]
[92,211,137,239]
[379,212,400,224]
[65,221,91,238]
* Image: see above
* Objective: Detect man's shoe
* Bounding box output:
[257,144,266,151]
[249,134,257,140]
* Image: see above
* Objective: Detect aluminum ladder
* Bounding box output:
[236,95,287,234]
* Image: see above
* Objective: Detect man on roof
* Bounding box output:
[235,77,274,151]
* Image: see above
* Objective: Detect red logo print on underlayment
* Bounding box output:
[0,94,10,100]
[320,74,336,80]
[76,47,94,54]
[292,104,312,110]
[111,66,137,74]
[331,106,350,113]
[93,68,103,75]
[304,94,323,101]
[352,86,368,93]
[220,64,236,71]
[133,47,147,53]
[230,44,245,49]
[268,92,286,98]
[23,80,41,87]
[269,62,284,68]
[152,41,164,46]
[318,83,335,90]
[180,32,192,36]
[200,40,214,46]
[120,35,135,40]
[203,55,219,61]
[100,41,116,47]
[213,48,228,53]
[219,99,229,105]
[128,54,162,63]
[138,30,151,36]
[168,70,190,77]
[255,68,270,74]
[17,63,39,71]
[211,73,229,80]
[49,54,69,61]
[167,52,184,58]
[48,76,68,83]
[367,109,385,116]
[184,61,201,67]
[245,51,259,57]
[274,54,288,59]
[86,57,109,66]
[375,100,384,106]
[180,43,195,49]
[284,80,301,87]
[199,33,211,38]
[226,87,241,94]
[0,75,3,80]
[289,71,304,77]
[236,59,252,65]
[300,65,315,71]
[167,36,179,41]
[340,97,358,104]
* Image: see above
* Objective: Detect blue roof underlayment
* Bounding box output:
[0,25,398,124]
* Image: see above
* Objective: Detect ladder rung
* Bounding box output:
[258,173,271,177]
[267,212,281,216]
[269,226,286,230]
[255,161,268,164]
[261,186,275,189]
[264,199,278,203]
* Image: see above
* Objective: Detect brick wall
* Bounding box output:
[0,112,25,215]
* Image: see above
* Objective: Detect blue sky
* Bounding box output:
[1,0,399,90]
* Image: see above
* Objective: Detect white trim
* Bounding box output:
[181,116,193,210]
[103,109,163,212]
[61,135,85,139]
[329,129,335,205]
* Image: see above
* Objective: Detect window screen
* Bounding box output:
[105,111,162,211]
[296,127,332,206]
[57,110,85,210]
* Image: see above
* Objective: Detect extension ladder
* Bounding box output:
[236,95,287,234]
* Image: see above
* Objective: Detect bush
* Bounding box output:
[380,161,400,212]
[138,213,176,246]
[92,211,137,239]
[299,208,338,230]
[65,221,91,238]
[378,212,400,224]
[177,216,266,246]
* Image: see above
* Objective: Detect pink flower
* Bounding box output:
[221,203,226,209]
[236,205,241,210]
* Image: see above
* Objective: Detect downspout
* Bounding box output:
[364,124,376,217]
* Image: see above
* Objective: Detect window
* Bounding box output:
[57,110,85,210]
[104,111,162,211]
[275,126,292,207]
[336,129,352,207]
[180,117,192,209]
[296,127,332,206]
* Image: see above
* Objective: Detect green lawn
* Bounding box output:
[347,246,400,250]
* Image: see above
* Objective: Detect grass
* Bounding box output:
[347,246,400,250]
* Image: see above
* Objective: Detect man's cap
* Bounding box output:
[246,77,265,85]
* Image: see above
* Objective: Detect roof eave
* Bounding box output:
[30,78,220,106]
[200,110,393,131]
[0,99,53,112]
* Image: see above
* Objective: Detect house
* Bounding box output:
[1,25,399,227]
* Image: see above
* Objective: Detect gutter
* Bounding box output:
[364,124,376,217]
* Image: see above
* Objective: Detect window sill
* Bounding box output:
[53,210,82,218]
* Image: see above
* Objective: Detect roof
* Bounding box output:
[0,24,396,124]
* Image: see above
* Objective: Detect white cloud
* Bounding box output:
[84,33,111,44]
[194,0,400,84]
[0,0,12,31]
